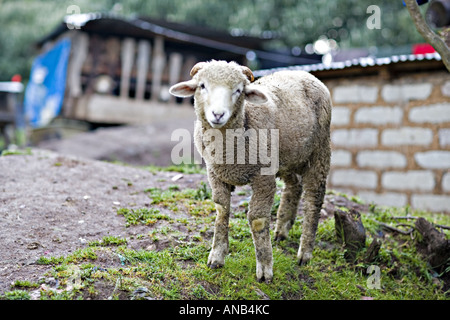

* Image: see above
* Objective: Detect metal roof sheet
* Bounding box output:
[253,52,443,77]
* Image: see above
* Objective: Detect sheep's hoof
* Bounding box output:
[256,263,273,283]
[257,275,273,284]
[207,262,224,269]
[297,251,312,266]
[274,233,287,242]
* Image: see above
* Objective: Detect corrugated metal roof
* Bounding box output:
[42,13,319,65]
[253,52,442,77]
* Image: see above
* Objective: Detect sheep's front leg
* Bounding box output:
[207,172,232,269]
[249,175,276,282]
[274,174,302,241]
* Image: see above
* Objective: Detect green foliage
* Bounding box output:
[2,290,31,300]
[117,207,170,227]
[144,183,215,217]
[4,180,449,300]
[88,236,128,247]
[1,0,426,81]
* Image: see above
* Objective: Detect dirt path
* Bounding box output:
[0,149,208,295]
[37,118,198,167]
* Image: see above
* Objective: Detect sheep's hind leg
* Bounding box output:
[207,173,232,269]
[274,174,302,241]
[297,172,327,265]
[249,175,276,282]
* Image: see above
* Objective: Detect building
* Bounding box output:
[256,53,450,213]
[27,13,318,127]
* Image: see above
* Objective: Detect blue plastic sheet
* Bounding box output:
[24,38,71,128]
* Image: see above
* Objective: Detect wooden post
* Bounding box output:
[136,40,151,101]
[64,32,89,117]
[168,53,183,103]
[181,56,197,105]
[120,37,136,99]
[151,36,165,101]
[105,37,121,79]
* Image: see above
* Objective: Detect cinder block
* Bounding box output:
[354,106,403,125]
[442,172,450,192]
[409,103,450,124]
[357,151,406,168]
[441,81,450,97]
[381,127,433,146]
[439,129,450,147]
[333,85,378,103]
[411,194,450,213]
[382,83,432,102]
[331,169,378,189]
[332,129,378,147]
[415,151,450,169]
[382,171,435,191]
[331,106,351,126]
[331,150,352,166]
[358,191,408,207]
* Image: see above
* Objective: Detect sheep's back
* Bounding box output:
[249,71,332,172]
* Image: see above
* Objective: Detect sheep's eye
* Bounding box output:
[234,89,241,95]
[199,83,206,90]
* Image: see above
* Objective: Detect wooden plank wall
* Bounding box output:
[63,31,199,123]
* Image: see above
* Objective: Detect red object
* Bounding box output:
[412,43,436,54]
[11,74,22,82]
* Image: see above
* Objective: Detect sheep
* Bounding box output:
[169,60,331,282]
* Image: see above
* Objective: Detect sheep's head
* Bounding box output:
[169,60,268,128]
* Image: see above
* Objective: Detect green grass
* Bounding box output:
[144,182,215,217]
[144,163,206,175]
[2,184,449,300]
[1,147,32,156]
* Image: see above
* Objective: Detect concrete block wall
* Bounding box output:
[323,72,450,213]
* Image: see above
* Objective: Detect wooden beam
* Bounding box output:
[181,56,197,105]
[151,36,165,101]
[120,37,136,99]
[64,32,89,117]
[67,32,89,98]
[136,40,151,101]
[105,37,121,78]
[168,53,183,102]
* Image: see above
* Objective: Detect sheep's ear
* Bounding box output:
[169,80,197,97]
[244,85,268,104]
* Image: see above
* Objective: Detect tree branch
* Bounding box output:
[404,0,450,71]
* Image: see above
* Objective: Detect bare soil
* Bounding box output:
[0,120,370,298]
[0,148,210,295]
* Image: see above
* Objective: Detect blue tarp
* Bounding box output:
[24,38,71,128]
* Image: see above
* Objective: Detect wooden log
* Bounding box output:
[334,208,366,262]
[120,38,136,99]
[180,56,197,105]
[105,37,121,78]
[415,217,450,272]
[64,32,89,117]
[151,36,165,101]
[136,40,151,101]
[365,238,381,263]
[67,32,89,98]
[168,53,183,103]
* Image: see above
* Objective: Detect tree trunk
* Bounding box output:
[404,0,450,72]
[415,217,450,272]
[334,208,366,262]
[365,238,381,263]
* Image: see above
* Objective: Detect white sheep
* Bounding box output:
[169,60,331,282]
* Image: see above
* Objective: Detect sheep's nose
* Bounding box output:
[212,111,225,121]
